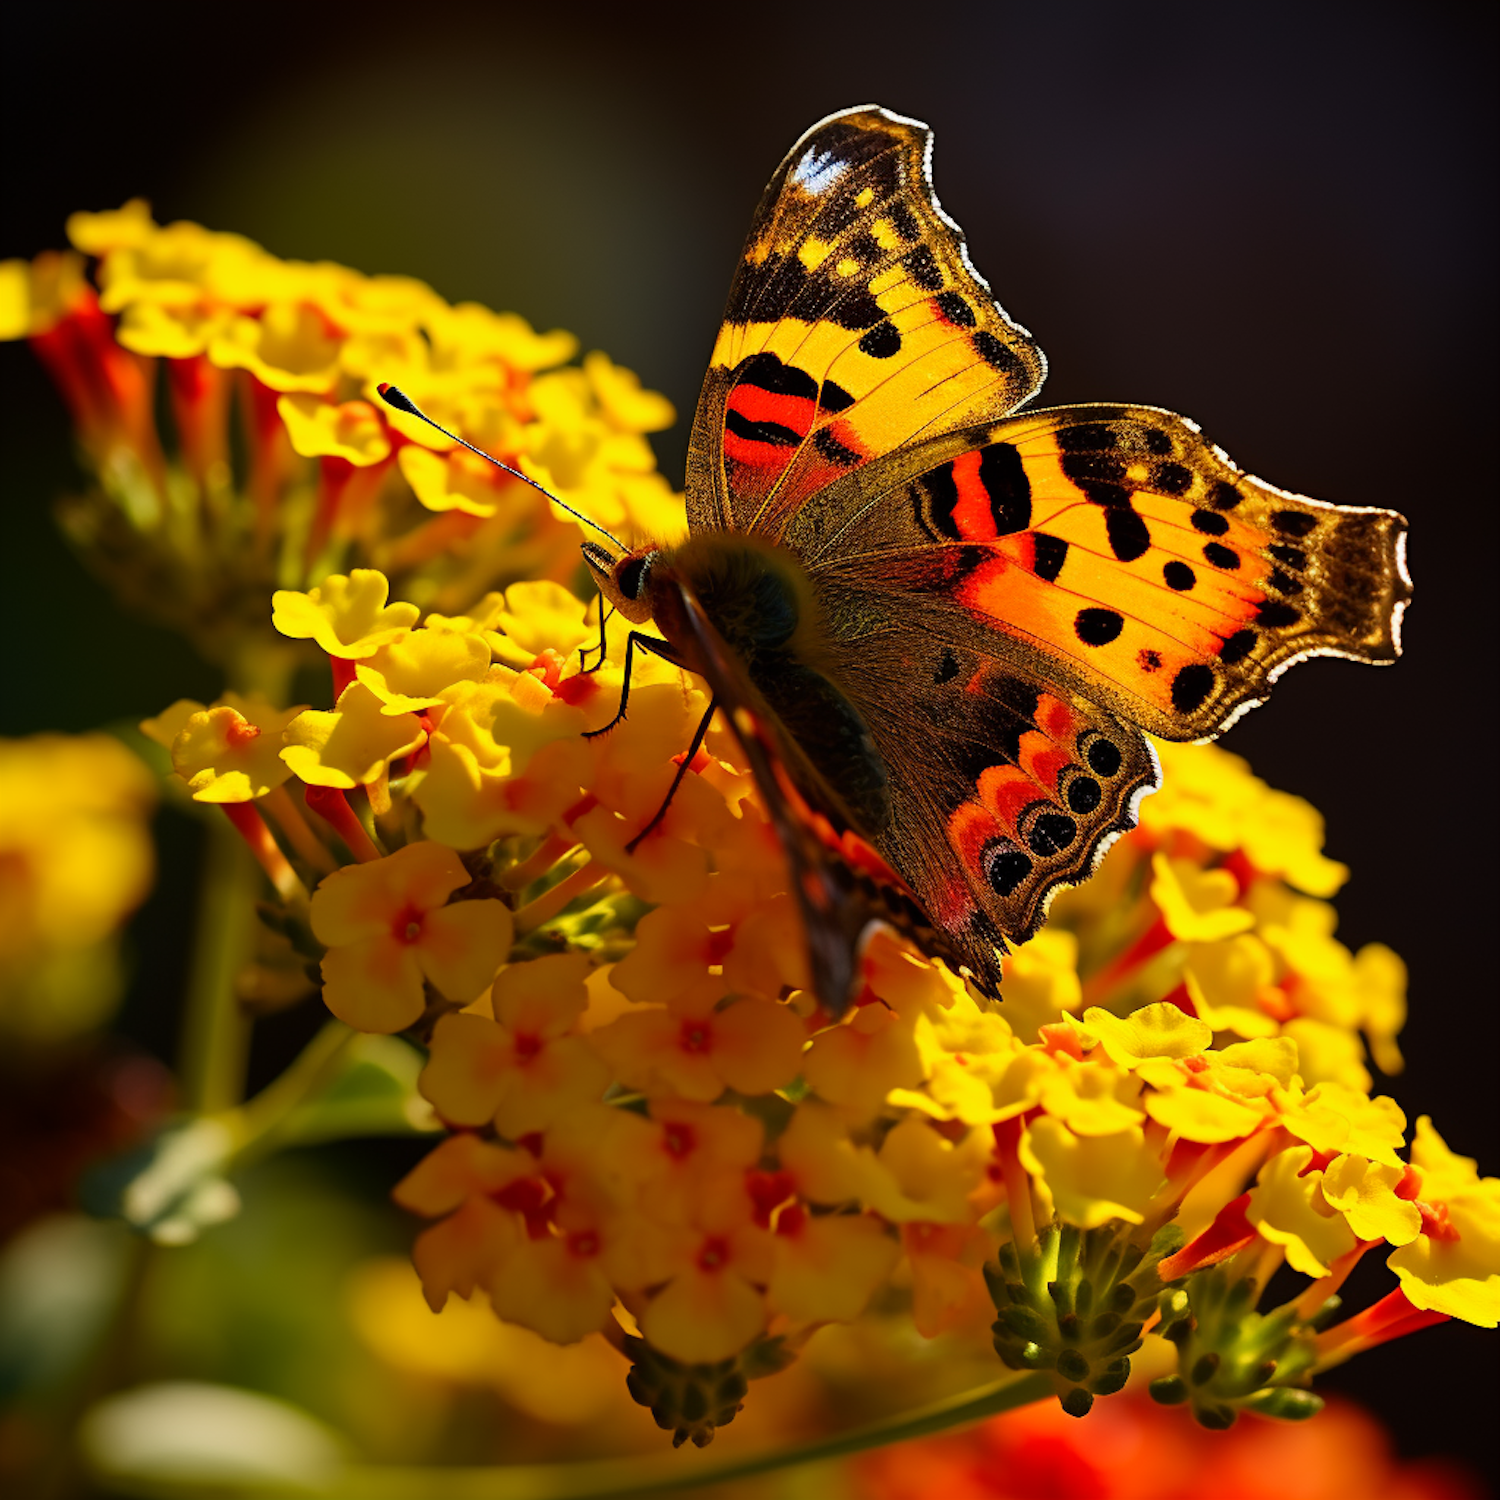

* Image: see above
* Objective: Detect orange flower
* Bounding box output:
[309,842,512,1032]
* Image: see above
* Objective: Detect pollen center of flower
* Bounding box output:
[391,904,425,944]
[662,1122,697,1159]
[225,718,261,748]
[696,1235,730,1272]
[679,1020,713,1055]
[567,1229,600,1259]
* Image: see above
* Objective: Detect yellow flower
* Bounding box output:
[0,734,155,1040]
[352,628,491,715]
[1387,1119,1500,1327]
[310,842,512,1032]
[276,394,391,465]
[167,694,306,803]
[210,303,343,393]
[1082,1001,1212,1069]
[1245,1145,1358,1277]
[1020,1119,1166,1229]
[1148,854,1255,943]
[590,992,805,1103]
[635,1175,773,1364]
[419,953,609,1137]
[272,570,420,659]
[280,683,426,790]
[767,1210,899,1325]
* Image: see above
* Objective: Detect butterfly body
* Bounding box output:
[583,106,1410,1013]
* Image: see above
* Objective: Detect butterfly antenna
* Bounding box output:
[376,383,628,552]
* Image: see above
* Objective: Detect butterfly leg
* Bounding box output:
[578,596,615,674]
[581,630,676,739]
[625,694,719,853]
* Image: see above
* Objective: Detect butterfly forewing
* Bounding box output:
[686,107,1045,544]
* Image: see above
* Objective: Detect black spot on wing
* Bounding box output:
[1061,450,1132,509]
[1057,424,1118,452]
[819,379,855,413]
[1219,629,1257,664]
[1028,812,1077,856]
[724,409,802,447]
[1171,663,1215,713]
[982,839,1032,897]
[980,443,1031,533]
[934,290,976,327]
[858,320,902,359]
[1164,560,1196,591]
[1203,542,1240,570]
[1066,776,1101,813]
[736,351,819,401]
[1192,509,1230,536]
[1075,608,1124,646]
[888,200,920,241]
[973,329,1024,376]
[1257,600,1301,628]
[1086,738,1122,777]
[903,245,943,291]
[1272,510,1317,537]
[1105,508,1151,562]
[1152,462,1193,496]
[1032,532,1069,582]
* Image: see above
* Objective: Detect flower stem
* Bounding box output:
[178,811,261,1113]
[222,1018,356,1166]
[320,1370,1054,1500]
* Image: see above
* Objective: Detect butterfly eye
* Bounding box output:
[617,552,656,601]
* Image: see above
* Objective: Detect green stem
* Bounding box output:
[308,1370,1054,1500]
[178,813,259,1113]
[221,1019,356,1165]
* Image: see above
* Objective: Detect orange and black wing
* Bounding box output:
[685,106,1044,544]
[805,403,1407,947]
[808,403,1410,741]
[664,577,1003,1011]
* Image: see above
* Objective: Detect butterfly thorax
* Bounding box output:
[650,534,892,837]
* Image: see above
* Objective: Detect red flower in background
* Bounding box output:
[854,1395,1483,1500]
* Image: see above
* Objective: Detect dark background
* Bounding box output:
[3,0,1496,1487]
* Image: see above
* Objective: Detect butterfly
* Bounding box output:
[572,105,1409,1014]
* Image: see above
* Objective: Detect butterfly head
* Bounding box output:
[581,540,661,625]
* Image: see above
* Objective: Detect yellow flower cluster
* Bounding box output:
[1042,739,1407,1084]
[1,204,681,668]
[0,734,156,1043]
[139,567,1499,1443]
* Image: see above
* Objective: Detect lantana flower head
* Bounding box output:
[128,538,1497,1451]
[4,205,680,669]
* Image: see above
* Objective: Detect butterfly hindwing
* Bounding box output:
[802,403,1411,741]
[662,577,994,1008]
[686,106,1045,544]
[805,578,1161,951]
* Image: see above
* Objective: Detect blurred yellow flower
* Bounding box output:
[0,734,155,1042]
